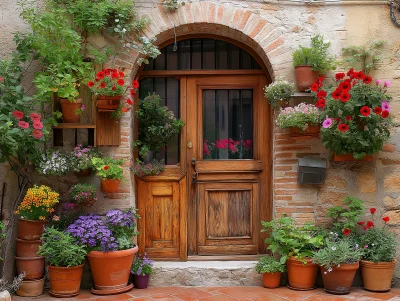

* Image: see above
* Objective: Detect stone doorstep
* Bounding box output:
[150,261,262,286]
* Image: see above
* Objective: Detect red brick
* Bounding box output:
[274,195,293,201]
[276,207,313,213]
[275,146,311,151]
[185,3,193,24]
[274,153,294,159]
[265,36,285,53]
[275,189,299,195]
[239,11,252,30]
[208,3,216,23]
[284,172,298,177]
[217,5,224,22]
[275,133,293,140]
[275,139,296,145]
[274,183,299,189]
[274,177,297,183]
[201,2,208,23]
[273,159,298,164]
[249,20,267,38]
[380,158,400,165]
[232,8,243,28]
[274,166,293,171]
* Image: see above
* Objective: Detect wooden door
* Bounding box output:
[186,75,271,256]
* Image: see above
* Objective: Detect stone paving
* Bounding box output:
[12,286,400,301]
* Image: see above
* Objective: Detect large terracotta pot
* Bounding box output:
[290,124,320,135]
[16,238,41,257]
[17,218,47,241]
[59,98,82,123]
[97,95,122,110]
[87,246,138,295]
[361,259,396,292]
[15,277,45,297]
[262,272,281,288]
[100,179,121,193]
[295,66,319,92]
[287,256,318,290]
[48,264,84,297]
[320,262,359,294]
[133,274,150,289]
[15,256,45,279]
[332,153,373,162]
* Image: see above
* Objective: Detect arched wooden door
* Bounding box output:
[136,37,272,260]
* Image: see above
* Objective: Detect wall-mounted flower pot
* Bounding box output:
[16,238,41,257]
[97,95,122,111]
[133,274,150,289]
[295,66,319,92]
[287,256,318,290]
[48,264,84,297]
[100,179,121,193]
[290,124,320,135]
[59,98,82,123]
[332,153,373,162]
[320,262,359,294]
[262,272,281,289]
[15,277,45,297]
[15,256,45,279]
[17,219,47,240]
[361,259,396,292]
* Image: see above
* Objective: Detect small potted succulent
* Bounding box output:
[255,255,285,289]
[276,103,322,135]
[70,145,99,176]
[131,253,155,289]
[263,79,295,108]
[38,227,87,297]
[92,156,125,193]
[69,183,98,208]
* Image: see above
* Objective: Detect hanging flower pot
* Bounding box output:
[15,277,45,297]
[360,259,396,292]
[101,179,121,193]
[332,153,373,162]
[290,124,320,135]
[48,264,84,297]
[15,256,45,279]
[286,256,318,290]
[17,219,47,241]
[320,262,359,294]
[97,95,123,110]
[59,98,82,123]
[295,66,319,92]
[262,272,281,289]
[133,274,150,289]
[16,238,41,257]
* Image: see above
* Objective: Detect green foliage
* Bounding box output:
[131,254,154,275]
[255,255,286,274]
[262,216,324,263]
[70,183,97,207]
[312,235,364,270]
[358,226,397,262]
[341,41,385,75]
[276,103,322,130]
[163,0,186,12]
[130,159,165,177]
[264,79,295,108]
[292,35,336,74]
[326,196,365,235]
[38,227,87,267]
[92,156,125,180]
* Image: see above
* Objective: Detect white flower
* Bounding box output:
[115,19,119,22]
[331,246,336,251]
[122,28,127,33]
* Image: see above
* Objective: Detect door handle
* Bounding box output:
[187,141,193,149]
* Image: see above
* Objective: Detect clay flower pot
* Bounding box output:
[16,238,41,257]
[59,98,82,123]
[87,246,138,295]
[320,262,359,294]
[15,277,45,297]
[133,274,150,289]
[286,256,318,290]
[73,168,92,177]
[97,95,122,110]
[17,218,47,241]
[332,153,373,162]
[361,259,396,292]
[15,256,45,279]
[100,179,121,193]
[48,264,84,297]
[290,124,320,135]
[295,66,319,92]
[262,272,281,289]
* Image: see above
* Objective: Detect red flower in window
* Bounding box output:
[382,216,390,223]
[363,76,372,84]
[340,92,351,103]
[382,110,389,118]
[30,112,41,122]
[117,79,125,86]
[370,208,376,214]
[373,107,382,115]
[343,228,351,236]
[311,83,319,92]
[367,221,374,227]
[338,123,349,132]
[360,106,371,117]
[32,129,42,139]
[332,89,342,100]
[317,90,327,98]
[335,72,346,81]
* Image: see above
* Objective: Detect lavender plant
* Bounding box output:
[131,253,154,275]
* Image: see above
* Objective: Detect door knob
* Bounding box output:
[187,141,193,149]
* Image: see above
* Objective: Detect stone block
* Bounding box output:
[386,210,400,225]
[383,196,400,210]
[357,172,377,193]
[384,173,400,192]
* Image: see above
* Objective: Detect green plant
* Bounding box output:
[36,150,71,176]
[276,103,322,130]
[49,203,84,231]
[38,227,87,267]
[264,79,295,108]
[262,216,324,263]
[292,35,336,74]
[92,156,125,180]
[131,253,155,275]
[69,144,100,172]
[255,255,286,274]
[130,159,165,177]
[134,93,185,157]
[341,41,385,75]
[70,183,98,207]
[163,0,185,12]
[315,69,392,159]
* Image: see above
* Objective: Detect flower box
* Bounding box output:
[97,95,122,111]
[332,153,373,162]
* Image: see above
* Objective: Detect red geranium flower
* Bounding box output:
[382,216,390,223]
[382,110,389,118]
[363,76,372,84]
[339,81,351,91]
[332,89,342,100]
[335,72,345,81]
[343,228,351,236]
[130,89,136,96]
[33,121,43,130]
[345,116,352,121]
[30,112,41,122]
[100,82,106,88]
[357,221,365,225]
[132,80,139,89]
[13,110,24,120]
[355,71,365,80]
[87,81,95,88]
[117,79,125,86]
[370,208,376,214]
[32,129,42,139]
[374,107,382,115]
[112,71,119,79]
[310,83,319,92]
[97,71,105,79]
[317,90,327,98]
[340,92,351,103]
[338,123,349,132]
[112,86,117,91]
[360,106,371,117]
[18,121,29,129]
[104,166,109,170]
[126,99,133,105]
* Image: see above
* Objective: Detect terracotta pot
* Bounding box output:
[15,277,45,297]
[60,98,82,123]
[287,256,318,290]
[361,259,396,292]
[262,272,281,288]
[290,124,320,135]
[48,264,84,297]
[133,274,150,289]
[87,246,138,295]
[332,153,373,162]
[15,256,45,279]
[17,219,47,240]
[320,262,359,294]
[97,95,122,110]
[100,179,121,193]
[16,238,41,257]
[74,168,92,177]
[295,66,320,92]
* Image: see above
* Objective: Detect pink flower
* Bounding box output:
[0,76,4,82]
[33,121,43,130]
[384,81,391,88]
[382,101,390,112]
[375,79,382,85]
[81,105,85,110]
[29,112,41,122]
[32,129,42,139]
[18,121,29,129]
[322,118,333,128]
[13,110,24,119]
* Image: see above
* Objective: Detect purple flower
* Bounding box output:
[376,79,382,85]
[322,118,333,129]
[382,101,390,112]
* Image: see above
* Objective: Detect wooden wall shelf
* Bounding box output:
[54,123,96,129]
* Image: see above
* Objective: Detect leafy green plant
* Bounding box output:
[70,183,98,207]
[69,144,100,172]
[92,156,125,180]
[130,159,165,177]
[262,216,324,263]
[276,103,322,130]
[255,255,286,274]
[341,41,385,75]
[163,0,186,12]
[264,79,295,108]
[292,35,336,74]
[131,253,155,275]
[38,227,87,267]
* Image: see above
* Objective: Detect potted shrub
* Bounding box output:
[255,255,285,289]
[38,227,87,297]
[69,183,98,208]
[67,208,140,295]
[292,35,336,91]
[130,159,165,178]
[92,156,125,193]
[276,103,322,135]
[313,70,393,161]
[357,208,397,292]
[312,234,363,295]
[131,253,155,289]
[70,145,99,176]
[262,216,324,290]
[263,79,295,108]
